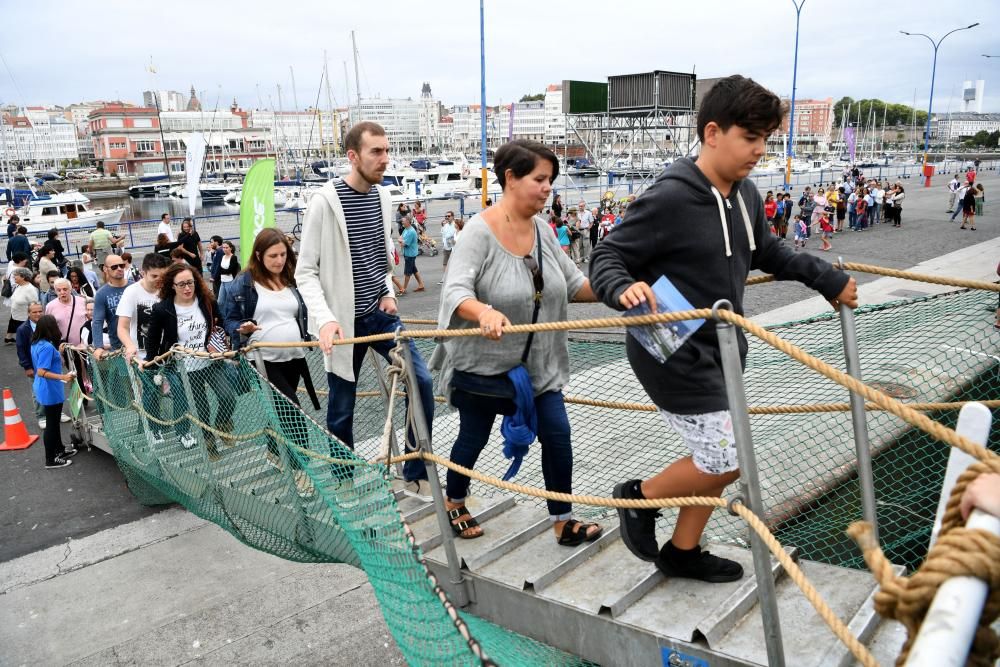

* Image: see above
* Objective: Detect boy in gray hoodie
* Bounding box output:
[589,75,858,582]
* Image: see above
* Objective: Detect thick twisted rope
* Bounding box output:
[849,460,1000,667]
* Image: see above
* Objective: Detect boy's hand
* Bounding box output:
[829,276,859,310]
[619,282,656,311]
[961,472,1000,520]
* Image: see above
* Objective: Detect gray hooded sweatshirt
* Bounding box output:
[589,157,849,414]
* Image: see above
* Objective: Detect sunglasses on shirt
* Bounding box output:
[522,255,543,297]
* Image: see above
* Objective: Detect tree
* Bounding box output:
[519,93,544,102]
[833,98,927,128]
[972,130,991,146]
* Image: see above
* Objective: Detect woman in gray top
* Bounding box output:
[434,140,603,545]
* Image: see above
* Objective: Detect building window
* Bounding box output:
[109,141,127,150]
[134,140,156,152]
[106,118,124,128]
[117,164,129,175]
[133,118,153,128]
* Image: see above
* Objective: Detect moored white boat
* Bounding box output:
[2,189,124,232]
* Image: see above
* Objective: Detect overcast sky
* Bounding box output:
[3,0,998,116]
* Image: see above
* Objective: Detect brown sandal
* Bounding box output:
[447,505,483,539]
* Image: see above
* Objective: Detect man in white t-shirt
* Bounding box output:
[116,253,170,362]
[576,200,594,263]
[947,175,960,213]
[115,252,170,442]
[157,213,175,242]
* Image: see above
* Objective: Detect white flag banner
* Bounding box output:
[184,134,206,216]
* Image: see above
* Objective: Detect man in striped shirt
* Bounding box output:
[296,121,432,499]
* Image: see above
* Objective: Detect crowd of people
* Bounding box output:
[3,77,997,586]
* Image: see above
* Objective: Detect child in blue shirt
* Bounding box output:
[793,215,808,251]
[31,314,77,469]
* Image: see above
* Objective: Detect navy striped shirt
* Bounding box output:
[335,179,390,317]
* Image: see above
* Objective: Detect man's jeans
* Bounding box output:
[326,308,431,482]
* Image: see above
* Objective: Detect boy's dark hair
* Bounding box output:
[10,251,28,264]
[17,226,27,235]
[142,252,170,272]
[344,121,386,154]
[493,139,559,188]
[211,235,224,244]
[45,270,60,281]
[697,75,786,143]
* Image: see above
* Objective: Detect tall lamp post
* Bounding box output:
[900,23,979,173]
[784,0,805,192]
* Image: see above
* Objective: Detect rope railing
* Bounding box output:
[74,261,1000,666]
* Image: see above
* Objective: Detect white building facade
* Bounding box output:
[1,107,79,167]
[143,90,186,112]
[931,112,1000,141]
[246,109,339,159]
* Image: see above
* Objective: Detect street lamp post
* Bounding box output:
[784,0,805,192]
[900,23,979,177]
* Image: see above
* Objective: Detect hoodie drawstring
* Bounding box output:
[735,192,757,252]
[710,186,732,257]
[710,186,757,257]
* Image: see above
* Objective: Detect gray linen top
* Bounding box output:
[431,214,586,399]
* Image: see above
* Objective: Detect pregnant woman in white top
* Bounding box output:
[223,228,319,495]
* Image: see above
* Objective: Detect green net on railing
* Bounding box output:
[84,287,1000,665]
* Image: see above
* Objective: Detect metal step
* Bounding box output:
[420,496,892,667]
[709,559,887,666]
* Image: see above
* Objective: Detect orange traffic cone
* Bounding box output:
[0,387,39,451]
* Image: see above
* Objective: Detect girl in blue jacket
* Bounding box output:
[31,315,77,469]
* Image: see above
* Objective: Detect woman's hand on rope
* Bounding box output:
[478,307,511,341]
[960,472,1000,520]
[829,276,859,310]
[318,321,344,354]
[619,281,656,311]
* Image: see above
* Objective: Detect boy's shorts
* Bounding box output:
[660,409,740,475]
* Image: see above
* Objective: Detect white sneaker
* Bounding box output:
[38,419,47,429]
[180,433,197,449]
[60,413,71,423]
[402,479,434,503]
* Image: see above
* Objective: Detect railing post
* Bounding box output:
[713,300,786,667]
[837,257,879,542]
[906,403,997,667]
[400,341,469,607]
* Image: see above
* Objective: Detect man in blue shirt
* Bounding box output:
[92,256,130,358]
[400,216,425,294]
[208,235,224,296]
[6,225,30,261]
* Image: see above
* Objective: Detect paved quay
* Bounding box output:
[0,171,996,665]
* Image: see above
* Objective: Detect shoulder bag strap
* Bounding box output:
[62,297,77,343]
[519,221,544,364]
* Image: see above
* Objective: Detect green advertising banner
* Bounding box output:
[239,159,276,265]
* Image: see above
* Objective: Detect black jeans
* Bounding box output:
[263,357,312,468]
[42,402,65,465]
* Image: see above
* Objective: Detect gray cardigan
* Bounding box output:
[431,214,586,400]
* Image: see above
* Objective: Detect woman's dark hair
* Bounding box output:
[47,228,58,240]
[158,263,212,305]
[222,241,236,253]
[697,75,786,142]
[247,228,296,289]
[39,245,54,257]
[10,251,28,264]
[66,266,86,287]
[493,139,559,189]
[155,233,169,247]
[32,314,62,345]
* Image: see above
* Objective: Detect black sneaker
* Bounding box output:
[46,458,73,470]
[612,480,660,561]
[61,448,79,459]
[656,542,744,583]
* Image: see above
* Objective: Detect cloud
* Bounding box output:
[2,0,997,114]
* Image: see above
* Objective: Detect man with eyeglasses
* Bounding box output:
[91,256,131,359]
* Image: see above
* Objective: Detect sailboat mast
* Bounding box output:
[323,50,337,162]
[351,31,362,106]
[879,103,887,158]
[289,66,302,178]
[276,84,286,179]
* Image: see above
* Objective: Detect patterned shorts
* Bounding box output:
[660,409,740,475]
